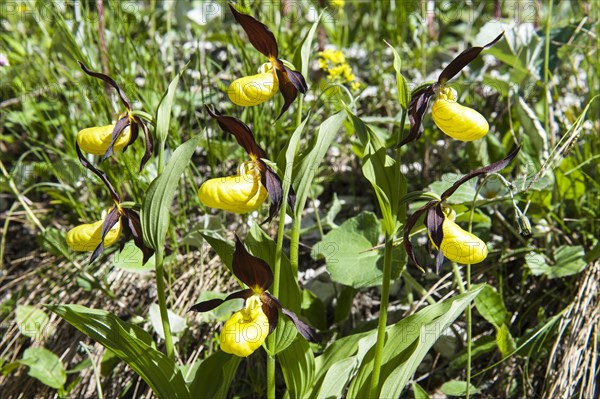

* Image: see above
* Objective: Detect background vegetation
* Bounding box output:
[1,0,598,397]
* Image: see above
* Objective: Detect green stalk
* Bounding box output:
[543,0,553,144]
[369,234,394,397]
[154,138,172,360]
[155,246,175,360]
[267,180,290,399]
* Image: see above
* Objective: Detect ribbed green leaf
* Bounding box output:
[141,136,200,250]
[386,41,410,111]
[279,337,315,399]
[346,287,483,398]
[156,68,186,144]
[293,111,346,219]
[46,304,189,399]
[189,351,241,399]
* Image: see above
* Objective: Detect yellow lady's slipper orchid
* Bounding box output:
[432,87,489,141]
[198,161,268,213]
[228,63,279,107]
[190,236,317,358]
[220,294,269,357]
[77,124,132,155]
[66,211,122,252]
[430,209,488,264]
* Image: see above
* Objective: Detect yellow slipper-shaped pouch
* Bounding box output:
[432,87,489,141]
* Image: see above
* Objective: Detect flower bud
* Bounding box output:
[228,63,279,106]
[198,162,268,213]
[77,124,132,155]
[220,295,269,357]
[430,209,488,264]
[432,87,489,141]
[66,213,122,252]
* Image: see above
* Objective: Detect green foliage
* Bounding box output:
[18,347,66,390]
[312,212,402,288]
[46,305,189,398]
[141,136,201,251]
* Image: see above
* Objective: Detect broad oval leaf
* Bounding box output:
[19,347,66,389]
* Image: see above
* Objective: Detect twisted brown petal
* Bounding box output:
[438,32,504,84]
[189,289,252,313]
[76,143,120,203]
[229,3,279,59]
[78,61,132,111]
[90,206,121,263]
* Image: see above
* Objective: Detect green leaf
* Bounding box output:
[113,241,155,272]
[19,347,66,389]
[526,245,586,279]
[348,287,483,398]
[385,41,410,110]
[141,136,201,250]
[440,380,480,396]
[309,333,377,398]
[312,212,402,288]
[293,12,321,78]
[474,284,510,328]
[348,111,404,235]
[46,304,189,399]
[156,67,186,144]
[412,382,431,399]
[279,337,315,399]
[496,324,517,357]
[15,305,52,339]
[188,351,241,399]
[293,111,346,219]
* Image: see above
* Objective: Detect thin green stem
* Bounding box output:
[543,0,553,144]
[267,185,289,399]
[157,142,165,175]
[369,234,394,397]
[154,247,174,360]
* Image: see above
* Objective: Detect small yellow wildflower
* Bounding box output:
[318,49,360,91]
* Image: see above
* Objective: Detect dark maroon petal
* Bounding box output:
[122,208,154,264]
[426,205,445,248]
[262,164,284,224]
[90,206,121,263]
[138,118,153,172]
[260,293,279,335]
[205,105,267,159]
[397,86,436,147]
[403,199,438,268]
[281,307,318,343]
[274,67,298,120]
[78,61,131,110]
[440,145,521,201]
[437,32,504,84]
[124,120,139,152]
[233,235,273,291]
[189,289,252,313]
[101,115,130,161]
[76,143,120,203]
[229,3,279,59]
[283,65,307,94]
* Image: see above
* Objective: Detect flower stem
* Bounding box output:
[154,246,174,360]
[369,234,394,397]
[266,183,289,399]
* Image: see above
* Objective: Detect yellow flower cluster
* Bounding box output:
[318,50,360,91]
